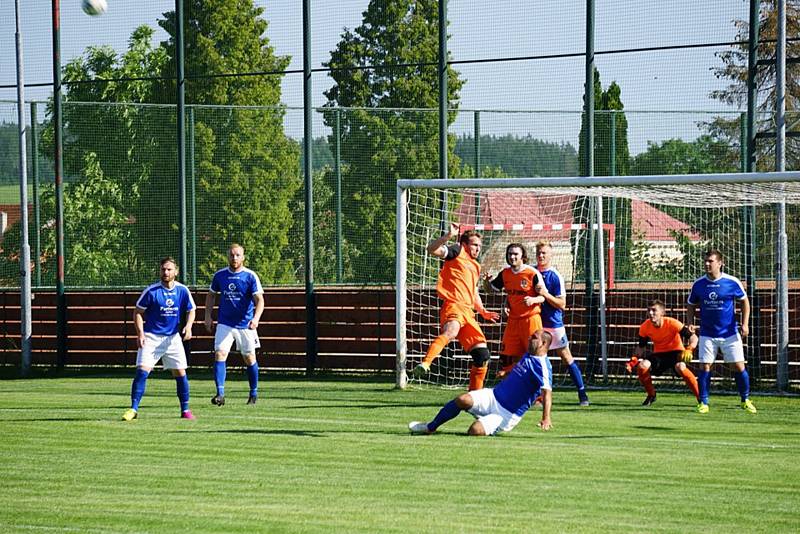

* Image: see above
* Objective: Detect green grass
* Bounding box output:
[0,183,26,204]
[1,374,798,533]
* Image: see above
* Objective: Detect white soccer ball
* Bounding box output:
[82,0,107,16]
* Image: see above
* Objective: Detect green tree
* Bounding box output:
[579,72,630,177]
[155,0,301,283]
[321,0,465,283]
[630,136,739,176]
[577,71,632,278]
[0,152,139,286]
[708,0,800,170]
[454,134,578,178]
[36,1,299,287]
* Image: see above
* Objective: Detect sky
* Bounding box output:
[0,0,751,154]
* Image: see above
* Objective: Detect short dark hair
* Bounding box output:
[160,256,178,268]
[540,330,552,349]
[648,299,666,310]
[505,243,528,265]
[704,249,723,262]
[459,229,482,245]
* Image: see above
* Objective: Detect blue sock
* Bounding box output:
[734,369,750,402]
[214,361,227,396]
[175,374,190,412]
[246,362,259,397]
[130,369,149,411]
[428,400,462,432]
[568,362,587,400]
[698,370,710,404]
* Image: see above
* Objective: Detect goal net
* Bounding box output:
[395,173,800,391]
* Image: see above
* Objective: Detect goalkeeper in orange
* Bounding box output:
[627,299,699,406]
[413,222,500,390]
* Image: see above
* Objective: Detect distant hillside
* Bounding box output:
[455,134,578,178]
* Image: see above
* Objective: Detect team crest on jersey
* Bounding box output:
[520,279,529,289]
[165,298,174,307]
[709,291,718,300]
[228,283,237,291]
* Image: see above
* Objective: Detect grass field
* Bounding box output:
[1,373,798,533]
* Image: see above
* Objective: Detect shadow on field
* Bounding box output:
[190,428,331,437]
[286,401,443,410]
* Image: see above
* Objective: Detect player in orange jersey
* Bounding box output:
[485,243,545,378]
[626,299,699,406]
[413,222,500,390]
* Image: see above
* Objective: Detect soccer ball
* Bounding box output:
[82,0,107,16]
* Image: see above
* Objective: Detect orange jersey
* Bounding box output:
[639,317,685,353]
[437,244,480,307]
[491,265,541,319]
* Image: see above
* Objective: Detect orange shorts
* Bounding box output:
[500,314,543,357]
[440,301,487,353]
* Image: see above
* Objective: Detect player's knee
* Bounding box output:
[454,392,473,410]
[469,346,491,367]
[468,421,487,436]
[214,350,229,361]
[639,359,651,371]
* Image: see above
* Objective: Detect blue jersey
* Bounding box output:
[538,268,565,328]
[493,352,552,417]
[136,282,195,336]
[209,267,264,328]
[688,273,746,338]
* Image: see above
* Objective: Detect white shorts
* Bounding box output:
[466,388,522,436]
[136,332,187,370]
[543,326,569,350]
[698,334,745,364]
[214,323,260,355]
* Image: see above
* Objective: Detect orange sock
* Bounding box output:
[469,365,488,391]
[422,335,449,366]
[680,367,700,400]
[637,367,656,397]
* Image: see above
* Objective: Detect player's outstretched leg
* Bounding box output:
[414,335,449,377]
[409,397,465,434]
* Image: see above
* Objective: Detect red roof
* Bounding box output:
[454,191,699,242]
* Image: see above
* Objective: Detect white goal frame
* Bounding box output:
[395,171,800,389]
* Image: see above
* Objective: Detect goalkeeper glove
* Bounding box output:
[682,349,693,364]
[625,356,639,373]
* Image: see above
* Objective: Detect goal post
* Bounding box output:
[396,172,800,390]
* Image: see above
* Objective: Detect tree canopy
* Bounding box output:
[321,0,465,282]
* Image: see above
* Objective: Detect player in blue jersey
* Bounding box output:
[204,244,265,406]
[686,249,756,414]
[408,329,553,435]
[122,257,196,421]
[535,240,589,406]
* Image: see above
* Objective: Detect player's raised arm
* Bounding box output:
[427,222,459,258]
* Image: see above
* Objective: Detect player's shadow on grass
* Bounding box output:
[188,428,330,437]
[632,425,678,431]
[287,401,443,410]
